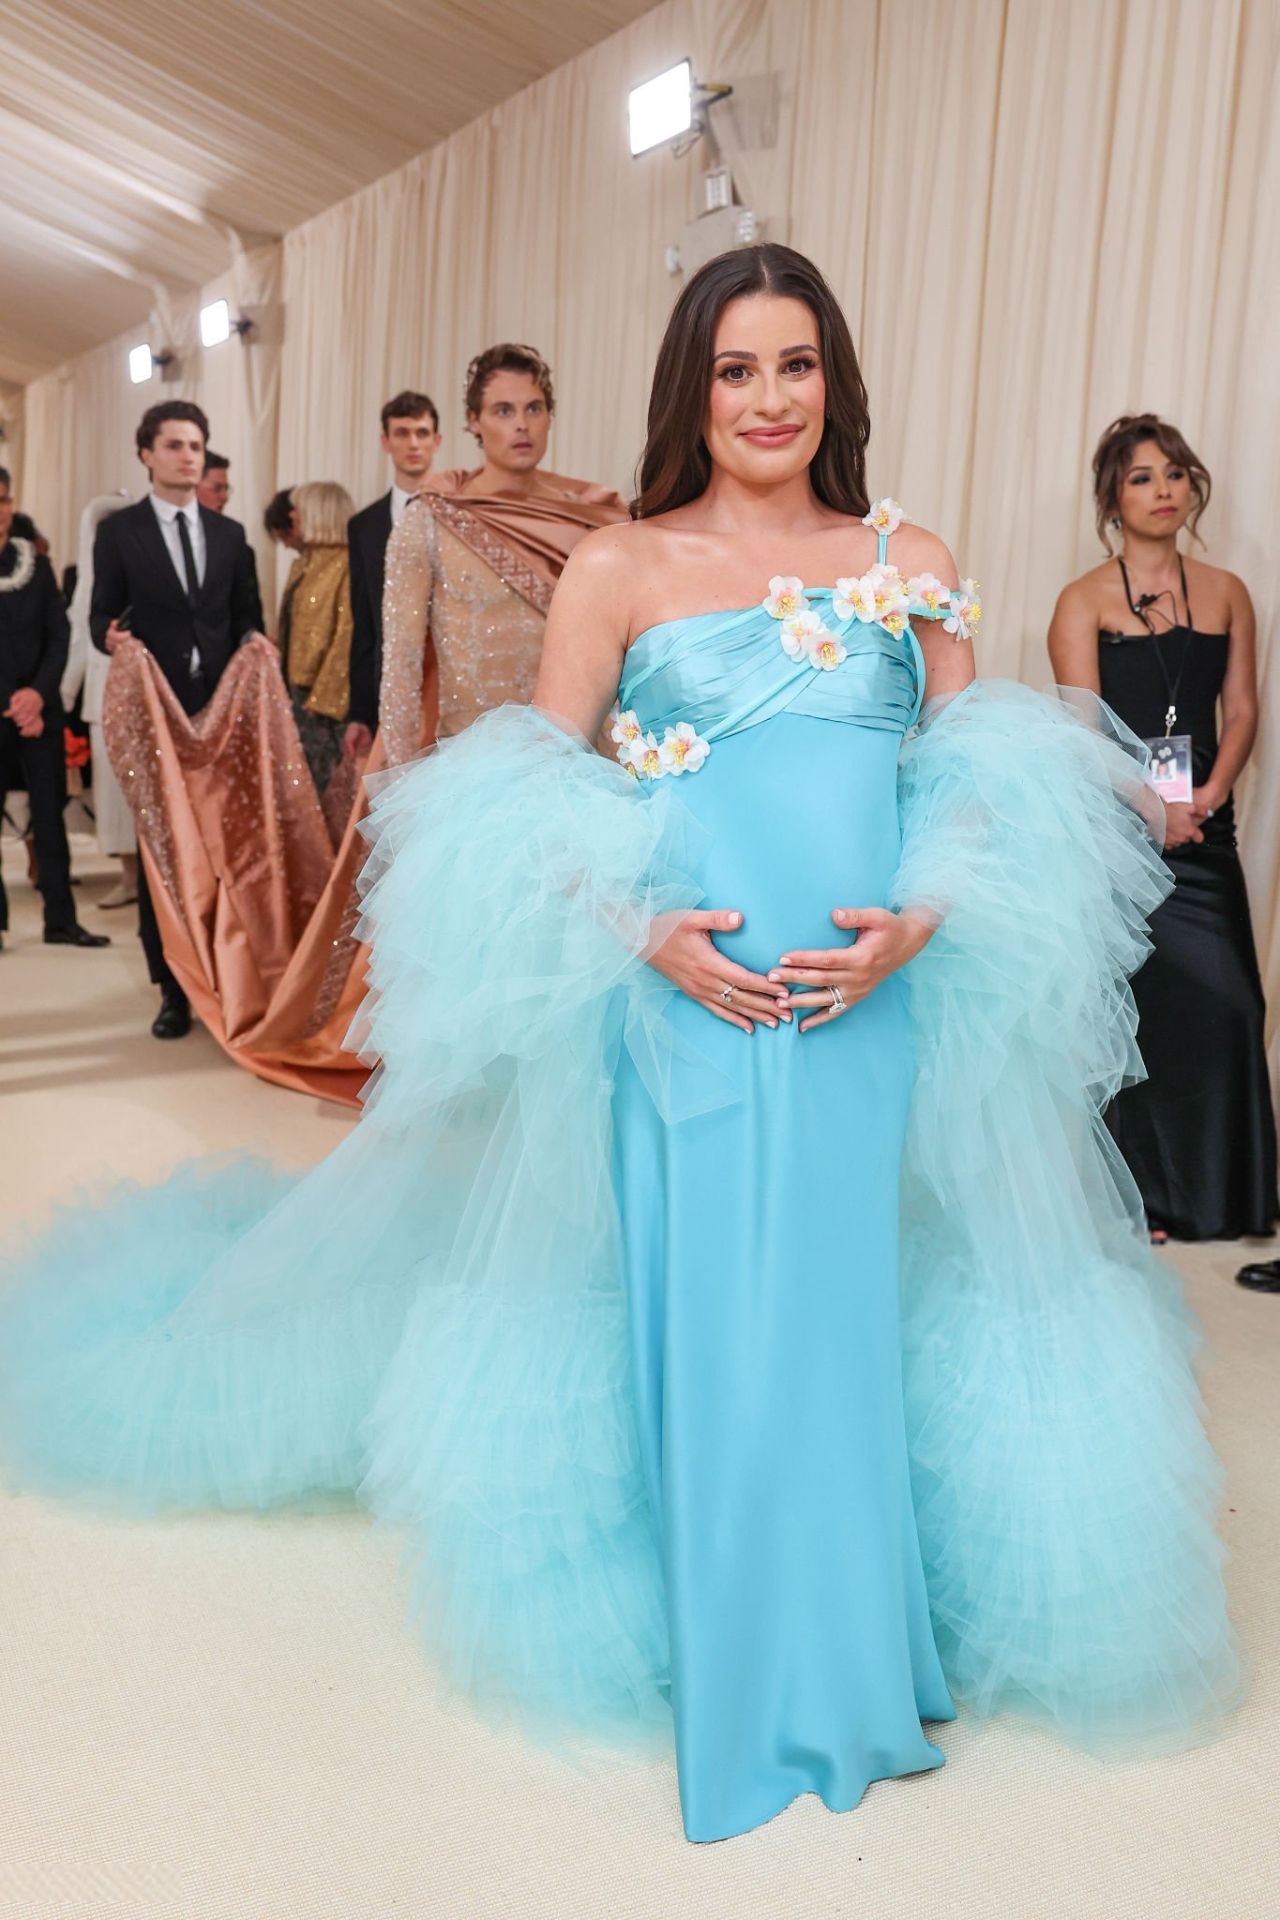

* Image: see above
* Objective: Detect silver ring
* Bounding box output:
[720,984,734,1003]
[829,985,847,1012]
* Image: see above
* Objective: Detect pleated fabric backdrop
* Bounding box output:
[14,0,1280,1041]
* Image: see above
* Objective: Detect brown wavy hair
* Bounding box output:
[464,344,555,428]
[633,244,870,521]
[1092,413,1211,551]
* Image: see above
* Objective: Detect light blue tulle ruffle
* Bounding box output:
[0,690,1243,1760]
[894,682,1243,1752]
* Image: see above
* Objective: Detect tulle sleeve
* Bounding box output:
[891,679,1243,1753]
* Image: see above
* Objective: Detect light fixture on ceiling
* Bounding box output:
[200,298,255,347]
[128,343,154,385]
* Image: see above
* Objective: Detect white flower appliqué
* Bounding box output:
[906,571,950,616]
[762,575,808,621]
[780,608,824,660]
[659,722,710,775]
[610,708,644,751]
[943,580,982,642]
[611,709,710,780]
[833,561,911,637]
[862,498,904,537]
[810,630,848,672]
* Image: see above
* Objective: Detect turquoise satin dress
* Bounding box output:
[611,562,954,1839]
[0,522,1242,1849]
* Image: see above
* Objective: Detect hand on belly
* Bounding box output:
[768,905,937,1033]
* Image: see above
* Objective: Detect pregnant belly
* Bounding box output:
[662,716,903,975]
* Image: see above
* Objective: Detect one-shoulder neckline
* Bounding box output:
[627,588,842,656]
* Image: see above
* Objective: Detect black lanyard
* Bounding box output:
[1118,555,1194,736]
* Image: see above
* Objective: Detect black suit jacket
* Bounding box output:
[89,499,264,714]
[0,544,69,718]
[347,491,394,731]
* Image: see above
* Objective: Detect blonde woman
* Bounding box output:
[278,481,355,795]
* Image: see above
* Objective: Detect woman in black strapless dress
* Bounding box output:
[1049,412,1277,1244]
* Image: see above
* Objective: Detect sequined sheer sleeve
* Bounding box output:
[379,499,437,767]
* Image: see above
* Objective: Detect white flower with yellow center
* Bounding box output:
[943,588,979,642]
[762,575,808,621]
[907,572,950,616]
[626,732,667,780]
[659,722,710,775]
[610,709,644,757]
[869,565,911,626]
[862,498,904,537]
[810,631,848,672]
[780,607,825,661]
[833,574,878,624]
[959,577,982,628]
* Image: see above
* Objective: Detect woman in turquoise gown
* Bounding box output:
[0,246,1241,1843]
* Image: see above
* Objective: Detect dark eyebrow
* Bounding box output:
[712,343,819,362]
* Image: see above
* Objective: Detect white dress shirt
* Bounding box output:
[390,484,416,529]
[149,492,206,674]
[149,493,206,591]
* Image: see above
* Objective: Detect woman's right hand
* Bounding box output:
[1162,801,1205,849]
[645,909,793,1034]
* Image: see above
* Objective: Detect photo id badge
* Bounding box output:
[1145,734,1193,805]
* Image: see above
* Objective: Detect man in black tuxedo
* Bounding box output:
[343,389,441,760]
[90,400,265,1037]
[0,466,109,951]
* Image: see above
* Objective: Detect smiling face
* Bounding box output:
[703,294,827,490]
[466,370,550,476]
[1118,438,1193,539]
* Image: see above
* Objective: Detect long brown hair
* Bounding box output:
[633,244,870,520]
[1092,412,1211,551]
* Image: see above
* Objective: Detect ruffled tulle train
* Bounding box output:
[0,689,1242,1763]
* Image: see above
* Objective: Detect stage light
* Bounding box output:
[128,343,154,384]
[629,60,693,156]
[200,299,231,347]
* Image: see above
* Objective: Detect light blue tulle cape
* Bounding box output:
[0,687,1242,1760]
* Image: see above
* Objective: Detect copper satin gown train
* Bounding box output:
[101,471,628,1103]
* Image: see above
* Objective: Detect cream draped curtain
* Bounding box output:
[18,244,283,601]
[15,0,1280,1012]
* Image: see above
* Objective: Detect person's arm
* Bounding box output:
[535,531,788,1035]
[32,557,70,705]
[90,515,129,654]
[345,519,378,738]
[229,527,265,642]
[4,558,68,737]
[1195,572,1258,818]
[1046,578,1103,694]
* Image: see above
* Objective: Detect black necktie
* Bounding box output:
[174,509,199,607]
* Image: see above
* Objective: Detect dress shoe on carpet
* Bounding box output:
[151,990,192,1040]
[44,924,111,948]
[1236,1258,1280,1293]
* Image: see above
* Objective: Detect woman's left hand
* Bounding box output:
[768,907,935,1033]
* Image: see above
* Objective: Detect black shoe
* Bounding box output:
[45,923,111,948]
[151,989,192,1040]
[1235,1258,1280,1293]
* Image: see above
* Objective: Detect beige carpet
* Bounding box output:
[2,838,1276,1919]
